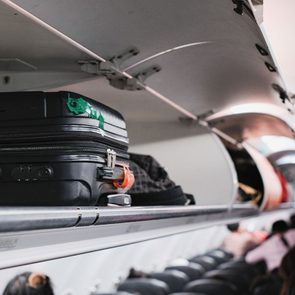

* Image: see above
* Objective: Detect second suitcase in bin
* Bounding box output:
[0,91,134,206]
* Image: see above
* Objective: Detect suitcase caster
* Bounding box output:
[107,194,132,207]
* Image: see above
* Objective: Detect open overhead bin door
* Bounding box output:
[6,0,294,118]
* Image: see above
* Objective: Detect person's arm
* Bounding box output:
[245,243,266,264]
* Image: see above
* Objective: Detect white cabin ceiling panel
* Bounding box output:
[0,1,93,88]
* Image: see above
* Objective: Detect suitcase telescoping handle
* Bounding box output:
[97,149,135,192]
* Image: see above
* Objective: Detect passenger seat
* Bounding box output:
[117,278,169,295]
[165,263,205,281]
[150,270,189,293]
[184,278,238,295]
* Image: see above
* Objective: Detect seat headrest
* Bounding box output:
[189,255,218,271]
[184,278,238,295]
[204,268,251,290]
[218,260,257,277]
[165,263,205,281]
[206,249,233,259]
[117,278,169,295]
[91,293,133,295]
[150,270,189,293]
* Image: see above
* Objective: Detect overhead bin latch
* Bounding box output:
[78,47,139,76]
[272,84,292,104]
[79,47,161,91]
[232,0,255,20]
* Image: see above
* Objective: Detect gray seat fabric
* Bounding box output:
[252,260,267,275]
[165,263,205,281]
[206,249,234,262]
[150,270,189,293]
[218,260,257,278]
[204,269,251,292]
[204,250,232,264]
[117,278,169,295]
[184,278,238,295]
[93,293,133,295]
[189,255,219,271]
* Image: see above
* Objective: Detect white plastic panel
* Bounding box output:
[0,209,293,295]
[0,225,228,295]
[130,132,238,206]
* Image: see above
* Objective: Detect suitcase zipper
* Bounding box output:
[0,145,128,159]
[0,130,128,150]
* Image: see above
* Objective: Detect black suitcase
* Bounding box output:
[0,91,133,206]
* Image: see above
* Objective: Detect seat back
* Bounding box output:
[117,278,169,295]
[165,263,205,281]
[189,255,219,271]
[204,269,251,291]
[218,260,257,278]
[206,249,233,263]
[184,278,238,295]
[150,270,189,293]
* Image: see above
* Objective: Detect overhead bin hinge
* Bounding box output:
[255,44,269,56]
[197,110,215,121]
[79,47,161,91]
[233,0,255,20]
[109,47,140,68]
[109,65,161,91]
[78,47,139,75]
[233,0,244,14]
[272,84,292,104]
[265,62,277,72]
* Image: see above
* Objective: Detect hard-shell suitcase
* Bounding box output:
[0,91,134,206]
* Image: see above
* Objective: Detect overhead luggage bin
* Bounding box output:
[0,0,294,273]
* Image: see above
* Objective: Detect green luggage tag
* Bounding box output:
[67,94,105,131]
